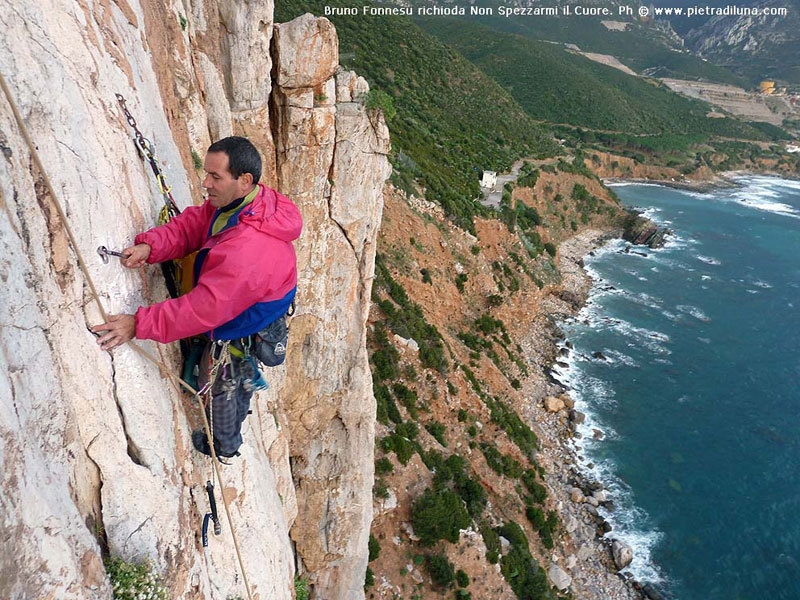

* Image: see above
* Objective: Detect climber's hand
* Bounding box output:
[121,243,151,269]
[92,314,136,351]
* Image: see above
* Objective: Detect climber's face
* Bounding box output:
[202,151,253,208]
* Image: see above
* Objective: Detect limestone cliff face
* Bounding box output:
[0,2,388,599]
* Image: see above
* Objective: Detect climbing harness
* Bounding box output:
[0,74,254,600]
[116,93,183,299]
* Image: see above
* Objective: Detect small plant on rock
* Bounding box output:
[105,556,168,600]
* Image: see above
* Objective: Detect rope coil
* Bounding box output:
[0,72,254,600]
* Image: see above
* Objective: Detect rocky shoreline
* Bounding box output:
[604,168,800,194]
[519,229,664,600]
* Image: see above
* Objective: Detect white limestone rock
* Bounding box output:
[273,14,339,89]
[612,539,634,570]
[548,563,573,591]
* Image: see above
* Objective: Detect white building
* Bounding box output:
[480,170,497,188]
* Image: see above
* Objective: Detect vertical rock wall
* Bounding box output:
[272,14,391,599]
[0,1,387,599]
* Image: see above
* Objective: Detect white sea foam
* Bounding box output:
[676,304,710,322]
[556,360,667,585]
[602,349,640,367]
[723,176,800,218]
[555,276,669,586]
[696,255,721,266]
[750,279,773,289]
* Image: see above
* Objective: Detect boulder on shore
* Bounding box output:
[612,539,634,570]
[548,563,572,591]
[622,211,670,248]
[544,396,566,413]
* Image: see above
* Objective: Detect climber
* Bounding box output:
[92,136,303,458]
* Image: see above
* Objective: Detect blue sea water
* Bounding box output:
[553,176,800,600]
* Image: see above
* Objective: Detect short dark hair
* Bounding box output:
[207,136,262,184]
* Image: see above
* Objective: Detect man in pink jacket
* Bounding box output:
[93,136,302,458]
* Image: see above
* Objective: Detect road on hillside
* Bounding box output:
[481,160,523,209]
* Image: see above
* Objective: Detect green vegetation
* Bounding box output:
[375,456,394,475]
[411,487,471,546]
[381,421,421,465]
[480,520,501,564]
[191,149,202,169]
[516,163,540,189]
[373,479,389,499]
[374,254,448,373]
[105,557,168,600]
[425,420,447,446]
[521,470,547,505]
[497,521,557,600]
[368,534,381,561]
[480,443,523,479]
[525,506,559,550]
[456,569,470,588]
[394,382,420,419]
[374,382,401,425]
[424,17,775,143]
[455,272,469,292]
[369,323,400,382]
[275,0,557,232]
[484,396,539,457]
[452,11,749,86]
[365,89,396,121]
[295,576,311,600]
[423,451,487,518]
[426,552,456,588]
[365,566,374,589]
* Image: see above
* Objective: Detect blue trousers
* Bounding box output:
[197,342,257,456]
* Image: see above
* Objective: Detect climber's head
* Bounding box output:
[202,136,261,208]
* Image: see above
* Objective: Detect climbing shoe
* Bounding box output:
[191,430,240,459]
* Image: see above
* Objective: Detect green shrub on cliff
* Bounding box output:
[497,521,557,600]
[480,520,501,564]
[412,487,471,546]
[368,534,381,561]
[525,505,559,549]
[480,443,523,479]
[105,557,168,600]
[369,323,399,382]
[484,396,539,456]
[426,552,456,588]
[374,254,448,373]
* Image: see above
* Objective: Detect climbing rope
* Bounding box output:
[0,72,254,600]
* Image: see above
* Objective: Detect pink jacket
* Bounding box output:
[134,184,302,343]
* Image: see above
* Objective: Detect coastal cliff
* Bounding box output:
[0,3,388,599]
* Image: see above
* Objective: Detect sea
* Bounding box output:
[552,175,800,600]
